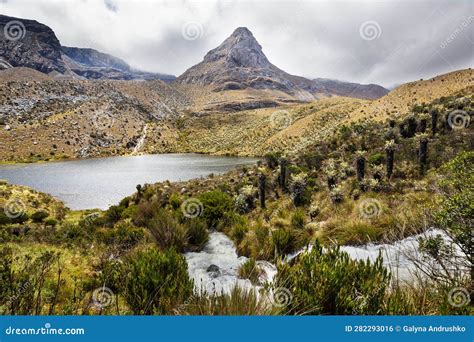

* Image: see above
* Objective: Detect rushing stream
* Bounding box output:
[184,232,276,294]
[185,229,458,295]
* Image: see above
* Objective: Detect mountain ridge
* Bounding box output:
[0,14,175,81]
[176,27,389,100]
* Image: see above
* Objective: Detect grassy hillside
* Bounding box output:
[1,89,472,315]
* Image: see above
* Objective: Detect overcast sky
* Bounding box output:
[0,0,472,87]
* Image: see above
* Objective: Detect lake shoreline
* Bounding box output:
[0,153,260,210]
[0,151,263,165]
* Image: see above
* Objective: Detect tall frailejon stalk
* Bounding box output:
[430,108,438,136]
[417,134,429,175]
[326,170,337,190]
[279,157,288,190]
[418,113,428,133]
[258,173,266,209]
[385,140,396,180]
[135,184,143,204]
[355,151,366,182]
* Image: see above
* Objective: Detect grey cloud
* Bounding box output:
[104,0,118,13]
[0,0,472,87]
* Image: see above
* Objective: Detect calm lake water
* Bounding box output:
[0,154,258,210]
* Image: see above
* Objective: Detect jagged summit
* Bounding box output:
[202,27,270,69]
[176,27,317,97]
[176,27,389,100]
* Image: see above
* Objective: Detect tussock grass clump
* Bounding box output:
[238,258,263,285]
[179,286,273,315]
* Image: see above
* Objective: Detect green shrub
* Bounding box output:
[147,209,187,252]
[168,193,182,210]
[368,153,385,166]
[0,211,11,225]
[274,242,390,314]
[98,222,144,250]
[231,222,249,245]
[105,205,125,224]
[271,229,296,256]
[264,152,281,169]
[132,199,163,226]
[290,210,306,230]
[185,218,209,251]
[4,211,29,225]
[31,210,49,223]
[44,218,58,226]
[198,191,233,229]
[122,248,193,315]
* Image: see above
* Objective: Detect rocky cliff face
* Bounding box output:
[0,14,175,81]
[177,27,389,100]
[62,46,131,71]
[0,14,67,73]
[61,46,175,81]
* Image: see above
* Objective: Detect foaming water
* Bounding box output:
[184,232,276,295]
[287,229,460,282]
[187,229,461,295]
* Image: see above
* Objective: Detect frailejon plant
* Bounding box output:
[355,150,366,182]
[430,108,439,136]
[258,173,266,209]
[279,157,288,190]
[416,133,429,175]
[418,113,429,133]
[384,140,396,180]
[274,241,390,315]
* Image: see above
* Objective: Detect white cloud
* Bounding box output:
[0,0,472,87]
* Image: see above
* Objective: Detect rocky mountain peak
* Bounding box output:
[203,27,270,69]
